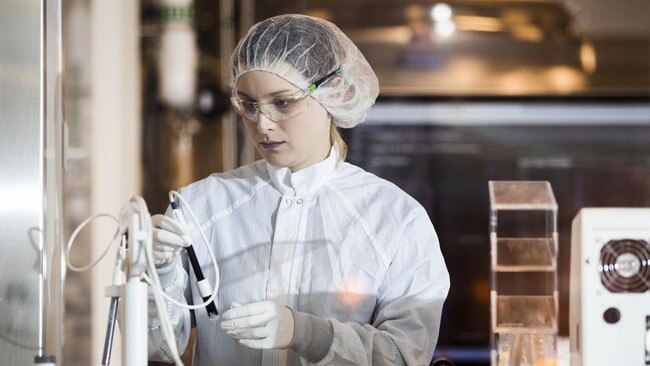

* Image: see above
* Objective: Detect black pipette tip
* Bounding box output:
[204,298,219,318]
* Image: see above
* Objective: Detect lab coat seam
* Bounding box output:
[201,179,272,229]
[375,208,424,306]
[393,207,424,265]
[326,182,391,268]
[178,163,270,226]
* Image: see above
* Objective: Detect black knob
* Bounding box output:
[603,307,621,324]
[197,86,230,120]
[431,357,455,366]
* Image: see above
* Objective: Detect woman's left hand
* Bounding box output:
[220,300,295,349]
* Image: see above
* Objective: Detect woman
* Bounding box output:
[149,14,449,366]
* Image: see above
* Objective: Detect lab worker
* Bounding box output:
[148,14,450,366]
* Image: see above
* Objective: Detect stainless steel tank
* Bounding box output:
[0,0,64,364]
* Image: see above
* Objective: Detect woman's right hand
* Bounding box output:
[151,214,194,266]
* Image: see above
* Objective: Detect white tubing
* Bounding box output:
[144,190,220,311]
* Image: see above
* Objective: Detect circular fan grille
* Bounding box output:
[599,239,650,293]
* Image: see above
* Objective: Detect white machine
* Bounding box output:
[570,208,650,365]
[67,192,219,366]
[117,198,150,366]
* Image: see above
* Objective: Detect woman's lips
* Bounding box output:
[260,141,285,149]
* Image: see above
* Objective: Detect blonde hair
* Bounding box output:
[330,123,348,164]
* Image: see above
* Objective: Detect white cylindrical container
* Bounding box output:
[123,278,148,366]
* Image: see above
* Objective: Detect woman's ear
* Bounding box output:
[323,76,345,101]
[325,75,343,88]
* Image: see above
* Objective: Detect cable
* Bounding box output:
[142,191,221,311]
[66,213,120,272]
[65,192,220,366]
[66,196,220,310]
[132,196,184,366]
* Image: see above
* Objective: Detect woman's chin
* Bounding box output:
[263,154,292,168]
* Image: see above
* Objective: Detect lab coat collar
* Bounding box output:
[265,145,339,196]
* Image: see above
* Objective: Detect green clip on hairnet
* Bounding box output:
[229,14,379,128]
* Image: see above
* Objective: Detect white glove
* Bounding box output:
[151,214,194,265]
[220,301,295,349]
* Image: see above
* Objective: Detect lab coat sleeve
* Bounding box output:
[147,255,193,363]
[310,207,450,366]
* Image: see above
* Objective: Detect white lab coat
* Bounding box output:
[148,146,450,365]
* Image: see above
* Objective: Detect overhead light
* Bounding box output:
[511,24,544,42]
[431,3,453,23]
[546,65,585,93]
[580,40,597,74]
[455,15,504,32]
[435,20,456,37]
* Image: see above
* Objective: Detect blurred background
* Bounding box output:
[54,0,649,365]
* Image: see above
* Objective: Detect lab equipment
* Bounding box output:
[101,238,126,365]
[489,181,559,366]
[229,14,379,128]
[0,0,64,364]
[570,208,650,365]
[170,195,218,318]
[158,0,197,109]
[118,197,151,366]
[66,192,221,366]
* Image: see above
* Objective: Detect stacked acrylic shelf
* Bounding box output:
[489,181,559,366]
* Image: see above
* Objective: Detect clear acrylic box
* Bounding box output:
[489,181,559,366]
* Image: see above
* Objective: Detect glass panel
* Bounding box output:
[490,181,557,210]
[495,332,558,366]
[493,211,553,238]
[494,272,556,296]
[489,180,559,364]
[494,295,557,332]
[496,238,556,271]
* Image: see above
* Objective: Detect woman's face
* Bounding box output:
[235,70,332,172]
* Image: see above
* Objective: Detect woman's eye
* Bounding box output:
[241,100,256,108]
[273,99,292,108]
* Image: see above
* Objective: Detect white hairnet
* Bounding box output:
[229,14,379,128]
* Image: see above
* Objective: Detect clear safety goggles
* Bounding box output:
[230,67,341,123]
[230,90,311,123]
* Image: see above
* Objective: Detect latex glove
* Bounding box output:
[220,301,295,349]
[151,214,194,266]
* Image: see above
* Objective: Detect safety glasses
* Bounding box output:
[230,90,311,123]
[231,67,341,123]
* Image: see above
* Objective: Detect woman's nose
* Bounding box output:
[255,110,275,133]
